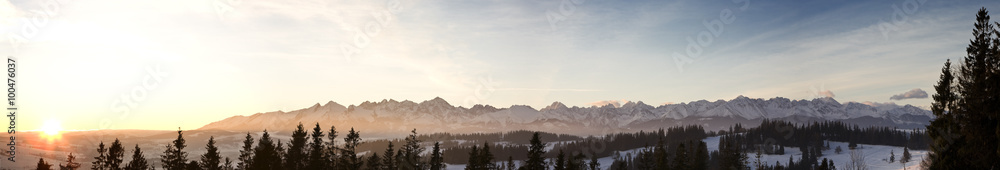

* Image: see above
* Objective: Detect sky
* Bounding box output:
[2,0,997,131]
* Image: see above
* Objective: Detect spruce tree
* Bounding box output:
[523,132,547,170]
[339,128,363,170]
[506,156,516,170]
[327,125,340,168]
[480,143,495,170]
[93,141,108,170]
[588,152,600,170]
[250,130,283,170]
[467,146,481,170]
[694,141,708,170]
[286,123,309,170]
[107,139,125,170]
[37,158,52,170]
[383,142,397,170]
[61,153,82,170]
[202,136,223,170]
[889,150,895,163]
[125,145,149,170]
[306,123,327,170]
[400,129,425,170]
[161,129,188,170]
[674,143,689,170]
[429,142,444,170]
[554,150,566,170]
[366,153,383,170]
[238,133,255,170]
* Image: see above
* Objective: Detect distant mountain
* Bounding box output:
[198,96,933,136]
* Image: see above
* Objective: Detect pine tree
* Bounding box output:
[524,132,547,170]
[93,141,108,170]
[285,123,309,170]
[429,142,444,170]
[125,145,149,170]
[224,157,234,170]
[366,153,383,170]
[901,147,911,163]
[927,7,1000,169]
[202,136,223,170]
[383,142,397,170]
[61,153,82,170]
[37,158,52,170]
[161,129,189,170]
[250,130,283,170]
[693,141,708,170]
[674,143,689,170]
[238,133,255,170]
[339,128,362,170]
[187,161,203,170]
[106,139,125,170]
[327,125,341,168]
[889,150,895,163]
[479,143,495,170]
[467,146,481,170]
[307,123,327,170]
[400,129,425,170]
[553,150,566,170]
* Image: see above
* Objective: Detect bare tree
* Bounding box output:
[843,149,868,170]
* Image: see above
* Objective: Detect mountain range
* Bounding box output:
[197,96,933,136]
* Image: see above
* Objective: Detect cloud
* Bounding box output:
[587,99,628,108]
[859,101,899,107]
[817,90,835,98]
[890,88,928,100]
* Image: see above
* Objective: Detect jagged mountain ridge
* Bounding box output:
[198,96,933,136]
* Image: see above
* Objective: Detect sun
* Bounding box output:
[41,119,62,137]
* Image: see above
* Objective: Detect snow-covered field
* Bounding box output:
[446,137,927,170]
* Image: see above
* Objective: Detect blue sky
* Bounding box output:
[3,0,996,130]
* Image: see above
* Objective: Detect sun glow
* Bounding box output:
[41,119,63,137]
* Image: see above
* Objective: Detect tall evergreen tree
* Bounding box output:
[238,133,255,170]
[161,129,189,170]
[202,136,223,170]
[400,129,425,170]
[327,125,341,168]
[553,150,566,170]
[693,141,708,170]
[506,156,516,170]
[339,128,363,170]
[588,152,600,170]
[37,158,52,170]
[224,157,234,170]
[93,142,108,170]
[927,7,1000,169]
[250,130,283,170]
[674,143,689,170]
[383,142,397,170]
[125,145,149,170]
[106,139,125,170]
[307,123,327,170]
[286,123,309,170]
[523,132,547,170]
[480,143,495,170]
[366,153,383,170]
[466,146,481,170]
[429,142,444,170]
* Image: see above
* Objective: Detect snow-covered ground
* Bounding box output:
[446,137,927,170]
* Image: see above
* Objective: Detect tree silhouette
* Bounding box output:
[238,133,255,170]
[523,132,546,170]
[125,145,150,170]
[365,153,382,170]
[37,158,52,170]
[382,142,397,170]
[429,142,444,170]
[107,139,125,170]
[93,141,108,170]
[250,130,282,170]
[400,129,424,170]
[306,123,327,170]
[201,136,223,170]
[338,128,362,170]
[285,123,308,170]
[60,153,81,170]
[326,125,340,168]
[161,129,189,170]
